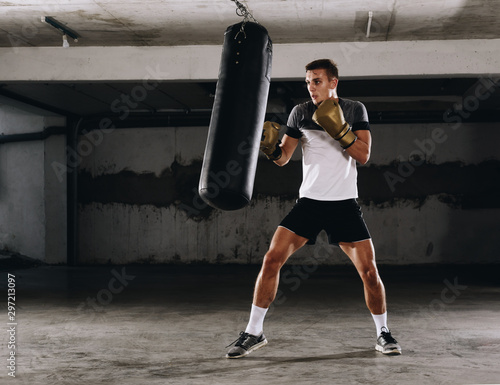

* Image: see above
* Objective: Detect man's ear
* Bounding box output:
[330,77,338,90]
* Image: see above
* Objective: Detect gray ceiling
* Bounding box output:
[1,0,499,47]
[0,0,499,125]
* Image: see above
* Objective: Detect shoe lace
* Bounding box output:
[380,327,397,344]
[225,331,248,348]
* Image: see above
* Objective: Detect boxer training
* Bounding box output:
[226,59,401,359]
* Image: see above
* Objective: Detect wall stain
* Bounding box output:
[426,242,434,257]
[357,160,500,209]
[78,160,500,216]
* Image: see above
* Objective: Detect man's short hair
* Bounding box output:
[305,59,339,80]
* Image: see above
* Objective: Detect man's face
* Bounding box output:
[305,69,338,105]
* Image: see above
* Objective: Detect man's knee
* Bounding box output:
[262,249,287,272]
[359,265,380,288]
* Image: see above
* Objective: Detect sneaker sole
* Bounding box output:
[375,344,402,355]
[226,338,268,359]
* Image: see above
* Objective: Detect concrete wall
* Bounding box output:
[2,40,500,81]
[78,121,500,265]
[0,105,66,263]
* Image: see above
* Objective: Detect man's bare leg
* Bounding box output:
[340,239,386,315]
[226,227,307,359]
[340,239,401,354]
[253,226,309,308]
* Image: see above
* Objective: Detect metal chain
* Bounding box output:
[230,0,258,39]
[231,0,258,23]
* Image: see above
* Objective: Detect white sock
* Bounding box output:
[372,312,388,337]
[245,304,268,336]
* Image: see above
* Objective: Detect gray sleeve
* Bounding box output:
[352,102,370,131]
[285,105,303,138]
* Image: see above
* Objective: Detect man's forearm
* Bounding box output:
[274,144,291,166]
[345,135,370,164]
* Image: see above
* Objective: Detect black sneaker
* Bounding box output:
[225,331,268,359]
[376,327,402,355]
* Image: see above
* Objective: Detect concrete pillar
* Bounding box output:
[0,105,66,262]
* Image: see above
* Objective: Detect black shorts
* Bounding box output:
[279,198,371,246]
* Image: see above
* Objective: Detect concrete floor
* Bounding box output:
[1,261,499,385]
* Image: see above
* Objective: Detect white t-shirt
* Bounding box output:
[285,98,370,201]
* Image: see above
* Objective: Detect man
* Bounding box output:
[226,59,401,358]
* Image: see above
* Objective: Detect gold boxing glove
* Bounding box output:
[312,99,357,149]
[260,121,282,160]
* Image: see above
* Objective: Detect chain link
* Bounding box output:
[230,0,258,39]
[231,0,258,23]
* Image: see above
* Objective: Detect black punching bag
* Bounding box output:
[199,21,272,210]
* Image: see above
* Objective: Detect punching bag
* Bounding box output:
[199,21,272,210]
